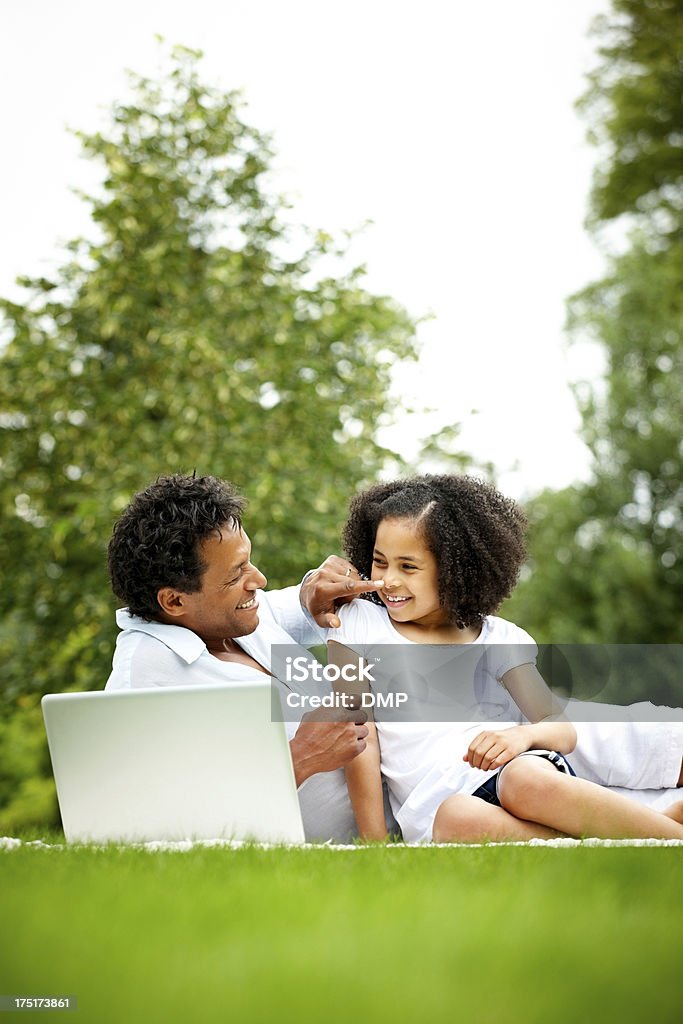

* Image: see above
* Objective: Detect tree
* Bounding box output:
[0,48,418,827]
[578,0,683,234]
[504,0,683,644]
[502,484,667,645]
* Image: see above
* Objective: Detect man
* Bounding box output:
[105,473,383,841]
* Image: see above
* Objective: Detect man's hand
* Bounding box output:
[301,555,384,628]
[463,725,533,772]
[289,707,369,787]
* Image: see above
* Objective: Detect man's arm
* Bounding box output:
[265,556,384,641]
[289,708,369,788]
[299,556,384,628]
[262,584,325,647]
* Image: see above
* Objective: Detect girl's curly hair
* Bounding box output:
[341,474,527,628]
[108,474,246,621]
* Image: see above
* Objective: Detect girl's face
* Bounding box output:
[372,517,448,628]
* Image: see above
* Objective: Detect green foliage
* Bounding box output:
[0,46,417,825]
[509,0,683,643]
[0,697,58,832]
[0,46,417,695]
[579,0,683,233]
[568,240,683,632]
[503,482,675,657]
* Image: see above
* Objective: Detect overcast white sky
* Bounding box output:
[1,0,610,499]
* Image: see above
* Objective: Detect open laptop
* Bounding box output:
[41,683,305,844]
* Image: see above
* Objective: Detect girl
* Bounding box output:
[327,474,683,843]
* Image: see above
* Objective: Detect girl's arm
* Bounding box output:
[464,663,577,772]
[328,640,388,840]
[343,721,387,840]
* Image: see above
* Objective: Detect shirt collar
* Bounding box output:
[115,608,207,665]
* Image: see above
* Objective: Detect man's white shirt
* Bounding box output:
[106,585,321,704]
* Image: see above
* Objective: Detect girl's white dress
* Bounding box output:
[328,600,537,843]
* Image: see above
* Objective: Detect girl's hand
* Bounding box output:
[463,725,532,771]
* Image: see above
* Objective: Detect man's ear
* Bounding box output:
[157,587,188,619]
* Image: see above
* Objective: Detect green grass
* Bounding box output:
[1,844,682,1023]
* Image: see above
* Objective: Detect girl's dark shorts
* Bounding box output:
[472,749,576,807]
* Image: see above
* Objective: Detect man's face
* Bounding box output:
[171,523,267,645]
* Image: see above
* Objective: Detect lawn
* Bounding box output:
[1,843,682,1023]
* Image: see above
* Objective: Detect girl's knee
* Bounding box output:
[498,757,560,819]
[432,795,489,843]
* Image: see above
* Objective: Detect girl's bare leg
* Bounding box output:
[498,758,683,840]
[663,800,683,825]
[432,794,561,844]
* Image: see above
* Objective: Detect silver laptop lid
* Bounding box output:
[42,683,305,844]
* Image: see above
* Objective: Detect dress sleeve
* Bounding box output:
[486,619,538,681]
[327,599,382,647]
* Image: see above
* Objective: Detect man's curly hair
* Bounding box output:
[342,474,527,628]
[108,474,246,621]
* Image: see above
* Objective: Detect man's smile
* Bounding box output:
[236,597,258,610]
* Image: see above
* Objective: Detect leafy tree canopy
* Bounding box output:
[579,0,683,233]
[0,46,419,706]
[505,0,682,644]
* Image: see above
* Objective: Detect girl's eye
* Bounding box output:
[402,565,418,572]
[372,556,386,567]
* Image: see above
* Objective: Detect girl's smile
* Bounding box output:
[372,518,447,629]
[372,517,480,643]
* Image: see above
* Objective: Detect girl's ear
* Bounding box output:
[157,587,186,619]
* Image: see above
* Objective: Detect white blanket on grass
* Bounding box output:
[3,836,682,850]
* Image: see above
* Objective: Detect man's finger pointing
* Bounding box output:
[346,578,384,594]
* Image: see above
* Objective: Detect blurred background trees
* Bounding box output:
[504,0,683,647]
[0,47,419,694]
[0,47,418,827]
